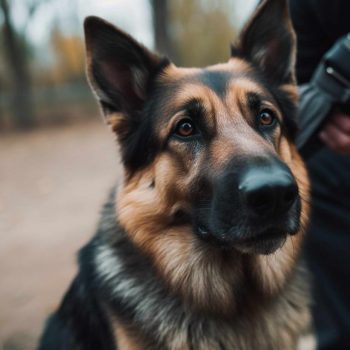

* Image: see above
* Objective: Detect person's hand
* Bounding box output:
[319,110,350,154]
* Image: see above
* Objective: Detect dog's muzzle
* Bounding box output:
[194,157,301,254]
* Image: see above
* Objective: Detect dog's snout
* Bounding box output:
[239,166,298,218]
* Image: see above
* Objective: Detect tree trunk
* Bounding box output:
[0,0,35,129]
[150,0,176,61]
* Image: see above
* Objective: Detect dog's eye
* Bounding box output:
[174,119,196,137]
[258,109,276,127]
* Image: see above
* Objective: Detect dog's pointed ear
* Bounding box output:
[233,0,296,85]
[84,16,167,134]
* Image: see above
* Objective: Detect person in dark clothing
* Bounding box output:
[289,0,350,349]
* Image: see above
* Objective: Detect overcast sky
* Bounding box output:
[9,0,258,49]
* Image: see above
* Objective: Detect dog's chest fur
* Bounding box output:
[83,198,310,350]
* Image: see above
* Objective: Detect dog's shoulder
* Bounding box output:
[38,266,116,350]
[37,194,118,350]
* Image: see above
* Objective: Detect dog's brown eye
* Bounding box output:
[258,110,276,127]
[175,119,195,137]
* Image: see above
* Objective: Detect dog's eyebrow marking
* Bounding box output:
[181,98,206,118]
[246,92,275,113]
[174,98,214,137]
[247,92,261,113]
[158,97,208,143]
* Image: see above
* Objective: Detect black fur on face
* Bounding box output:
[38,3,310,349]
[231,0,299,140]
[84,16,171,173]
[84,0,298,176]
[232,0,296,86]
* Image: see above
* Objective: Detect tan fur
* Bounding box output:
[253,145,310,296]
[280,83,299,104]
[116,67,310,317]
[162,58,252,81]
[114,322,143,350]
[40,5,312,350]
[117,155,240,314]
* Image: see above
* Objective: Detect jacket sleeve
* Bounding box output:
[296,84,334,154]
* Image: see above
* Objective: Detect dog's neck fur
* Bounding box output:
[81,192,310,350]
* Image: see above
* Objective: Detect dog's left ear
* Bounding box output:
[234,0,296,85]
[84,16,166,135]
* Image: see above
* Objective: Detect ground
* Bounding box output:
[0,120,120,350]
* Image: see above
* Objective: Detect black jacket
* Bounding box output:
[289,1,350,349]
[290,0,350,84]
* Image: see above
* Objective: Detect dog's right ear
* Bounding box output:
[233,0,296,86]
[84,16,167,135]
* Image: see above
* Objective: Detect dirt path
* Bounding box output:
[0,120,121,349]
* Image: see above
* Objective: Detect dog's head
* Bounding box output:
[84,0,309,312]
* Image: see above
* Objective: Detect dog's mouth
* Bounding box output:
[172,203,300,255]
[233,229,289,255]
[193,222,294,255]
[189,185,302,255]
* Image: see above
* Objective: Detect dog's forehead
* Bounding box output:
[158,58,266,107]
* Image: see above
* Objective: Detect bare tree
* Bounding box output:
[0,0,36,128]
[150,0,176,60]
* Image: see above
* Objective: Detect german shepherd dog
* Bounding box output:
[38,0,311,349]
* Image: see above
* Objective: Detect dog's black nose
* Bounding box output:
[239,166,298,218]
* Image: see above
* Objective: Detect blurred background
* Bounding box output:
[0,0,257,349]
